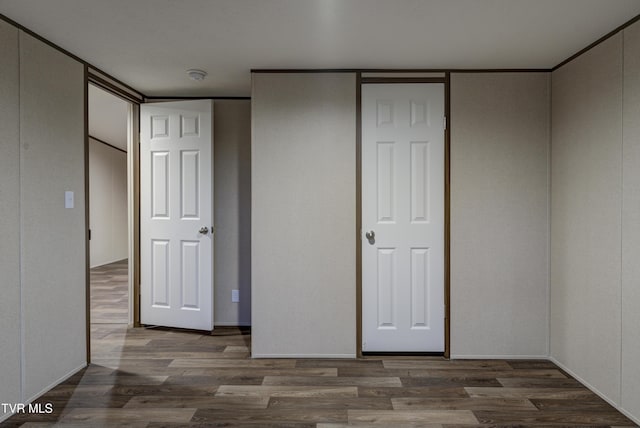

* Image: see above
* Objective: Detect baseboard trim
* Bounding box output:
[450,354,549,360]
[252,353,356,359]
[214,322,251,327]
[548,356,640,426]
[0,363,88,423]
[90,258,127,269]
[25,362,87,404]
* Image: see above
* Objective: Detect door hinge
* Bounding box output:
[443,116,447,130]
[88,229,91,240]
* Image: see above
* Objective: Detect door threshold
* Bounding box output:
[361,351,445,357]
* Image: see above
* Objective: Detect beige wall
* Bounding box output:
[550,22,640,423]
[1,26,86,419]
[550,34,623,404]
[19,32,86,402]
[0,19,22,421]
[250,72,550,359]
[621,20,640,421]
[251,73,356,357]
[89,138,127,267]
[214,100,252,326]
[450,73,550,358]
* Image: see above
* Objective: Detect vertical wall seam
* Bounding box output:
[547,72,552,358]
[84,66,91,365]
[619,29,625,407]
[355,72,362,357]
[249,72,256,356]
[18,29,25,404]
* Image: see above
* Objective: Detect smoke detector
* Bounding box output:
[187,69,207,81]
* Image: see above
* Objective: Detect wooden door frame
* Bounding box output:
[85,69,143,362]
[356,73,451,358]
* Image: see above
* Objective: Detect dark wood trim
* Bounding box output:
[442,69,549,73]
[88,70,144,102]
[0,13,146,100]
[252,68,550,74]
[145,96,251,101]
[357,77,450,357]
[355,72,363,358]
[88,73,143,104]
[84,65,91,364]
[362,77,446,84]
[133,104,141,328]
[553,13,640,71]
[444,72,451,359]
[362,352,445,357]
[254,69,367,73]
[89,135,127,154]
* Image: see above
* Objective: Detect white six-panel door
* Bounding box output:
[362,84,445,352]
[140,100,214,331]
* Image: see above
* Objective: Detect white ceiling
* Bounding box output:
[1,0,640,97]
[89,84,129,151]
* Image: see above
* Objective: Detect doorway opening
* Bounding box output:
[85,83,252,361]
[87,82,136,358]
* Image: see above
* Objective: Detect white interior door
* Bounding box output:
[140,100,214,331]
[362,83,445,352]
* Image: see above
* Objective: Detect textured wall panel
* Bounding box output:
[550,34,623,403]
[621,20,640,420]
[20,32,86,401]
[252,73,356,357]
[0,19,22,419]
[451,72,550,358]
[89,138,127,267]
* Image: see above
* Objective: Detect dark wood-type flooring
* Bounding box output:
[90,259,129,324]
[2,263,637,427]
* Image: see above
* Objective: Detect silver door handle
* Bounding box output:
[365,230,375,240]
[199,226,209,234]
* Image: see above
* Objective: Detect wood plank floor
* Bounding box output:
[90,259,128,324]
[2,266,637,427]
[2,323,637,427]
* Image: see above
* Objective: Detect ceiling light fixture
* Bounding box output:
[187,69,207,81]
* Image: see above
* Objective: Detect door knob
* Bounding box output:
[365,230,375,240]
[199,226,209,234]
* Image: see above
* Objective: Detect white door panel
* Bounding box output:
[362,84,444,352]
[141,100,214,331]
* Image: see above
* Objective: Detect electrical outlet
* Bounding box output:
[231,289,239,303]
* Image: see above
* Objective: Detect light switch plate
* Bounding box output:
[232,289,240,303]
[65,191,74,209]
